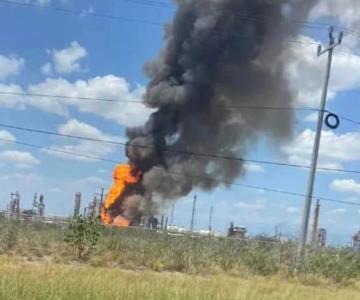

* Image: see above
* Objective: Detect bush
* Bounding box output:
[64,215,100,259]
[0,221,19,252]
[3,215,360,284]
[241,248,279,276]
[305,248,360,284]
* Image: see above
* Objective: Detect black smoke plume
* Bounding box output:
[124,0,317,217]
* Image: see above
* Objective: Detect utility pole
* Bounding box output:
[170,202,175,224]
[296,26,343,270]
[275,224,282,241]
[99,188,104,208]
[311,199,321,246]
[95,188,105,215]
[208,206,213,234]
[190,194,197,232]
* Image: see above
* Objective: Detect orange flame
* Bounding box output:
[113,216,130,227]
[101,164,140,227]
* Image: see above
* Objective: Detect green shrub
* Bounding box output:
[305,248,360,284]
[3,216,360,284]
[241,248,279,276]
[0,221,19,252]
[64,215,100,259]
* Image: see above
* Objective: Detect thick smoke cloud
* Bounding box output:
[125,0,317,205]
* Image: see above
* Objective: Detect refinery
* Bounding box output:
[2,187,360,250]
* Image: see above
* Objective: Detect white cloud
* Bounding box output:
[82,176,107,185]
[36,0,51,5]
[325,208,347,215]
[80,6,94,17]
[304,112,318,123]
[47,41,87,74]
[331,179,360,195]
[0,172,42,184]
[59,118,110,138]
[41,62,52,75]
[286,206,300,214]
[45,119,125,162]
[310,1,360,30]
[236,199,266,210]
[286,35,360,107]
[0,75,151,127]
[48,187,62,193]
[0,130,16,143]
[0,150,40,167]
[27,75,152,126]
[244,163,265,173]
[282,129,360,169]
[0,55,25,80]
[0,83,27,109]
[60,176,111,193]
[19,0,67,6]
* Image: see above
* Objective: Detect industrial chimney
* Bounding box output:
[73,192,81,218]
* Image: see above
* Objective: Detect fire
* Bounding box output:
[101,164,140,227]
[113,216,130,227]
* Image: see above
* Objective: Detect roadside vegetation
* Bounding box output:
[0,217,360,299]
[1,256,359,300]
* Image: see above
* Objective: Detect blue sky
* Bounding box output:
[0,0,360,245]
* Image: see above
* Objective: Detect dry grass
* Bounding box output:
[2,221,360,286]
[0,256,359,300]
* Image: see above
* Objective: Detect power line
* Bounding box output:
[4,0,360,50]
[0,0,325,32]
[1,122,360,175]
[0,90,320,112]
[0,0,164,26]
[114,0,347,34]
[164,169,360,207]
[0,138,119,164]
[3,91,360,125]
[336,114,360,127]
[0,0,322,47]
[323,109,360,128]
[118,0,360,39]
[3,91,359,126]
[1,136,359,208]
[118,0,171,9]
[0,91,144,104]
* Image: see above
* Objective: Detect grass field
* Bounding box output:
[1,220,360,299]
[0,256,359,300]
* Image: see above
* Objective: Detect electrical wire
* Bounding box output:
[4,0,355,41]
[6,0,360,53]
[109,0,345,34]
[0,91,320,112]
[116,0,360,39]
[0,0,322,47]
[1,136,359,207]
[3,92,360,126]
[336,114,360,127]
[1,122,360,175]
[4,93,360,127]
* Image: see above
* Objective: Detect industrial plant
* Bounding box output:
[2,189,360,250]
[3,180,351,251]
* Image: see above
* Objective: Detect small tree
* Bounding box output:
[64,215,100,259]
